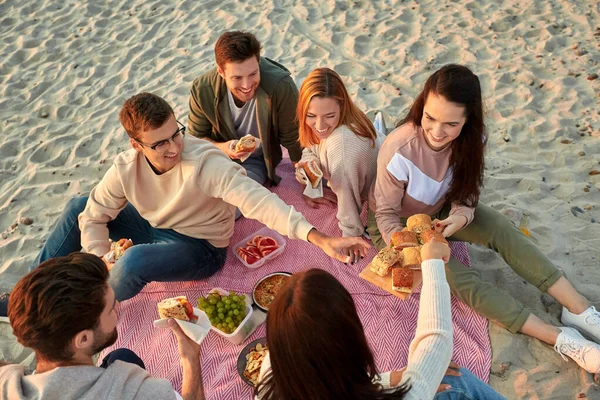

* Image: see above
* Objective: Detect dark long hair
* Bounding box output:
[256,269,409,400]
[399,64,486,207]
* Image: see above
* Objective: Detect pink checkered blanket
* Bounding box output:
[99,158,491,399]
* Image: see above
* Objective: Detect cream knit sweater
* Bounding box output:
[79,135,314,256]
[300,125,379,237]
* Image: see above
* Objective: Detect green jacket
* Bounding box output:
[187,57,302,184]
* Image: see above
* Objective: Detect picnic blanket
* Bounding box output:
[99,157,491,399]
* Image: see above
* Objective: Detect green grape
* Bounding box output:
[209,298,217,305]
[217,301,224,308]
[232,295,240,302]
[225,304,231,310]
[240,294,246,301]
[224,299,231,305]
[230,303,237,310]
[233,309,239,316]
[230,291,236,296]
[218,313,225,320]
[225,316,232,323]
[216,323,222,329]
[228,322,235,329]
[227,311,233,317]
[205,307,214,315]
[217,307,225,313]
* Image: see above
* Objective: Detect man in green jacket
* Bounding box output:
[187,31,302,186]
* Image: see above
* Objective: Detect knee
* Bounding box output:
[65,196,89,215]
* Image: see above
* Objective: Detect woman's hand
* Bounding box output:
[434,215,468,238]
[421,241,451,263]
[307,229,370,263]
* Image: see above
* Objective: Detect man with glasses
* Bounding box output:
[0,92,368,310]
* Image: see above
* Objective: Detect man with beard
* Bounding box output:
[0,253,202,400]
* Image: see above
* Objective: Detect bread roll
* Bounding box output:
[402,247,422,269]
[157,296,191,321]
[407,214,433,233]
[419,229,448,245]
[392,267,413,293]
[302,160,323,189]
[235,135,257,152]
[369,246,400,277]
[391,231,419,249]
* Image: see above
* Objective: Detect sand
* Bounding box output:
[1,0,599,398]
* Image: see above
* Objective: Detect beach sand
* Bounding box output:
[1,0,599,398]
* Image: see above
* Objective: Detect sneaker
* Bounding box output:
[561,306,600,344]
[554,327,600,373]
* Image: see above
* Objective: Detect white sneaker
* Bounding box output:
[561,306,600,344]
[554,327,600,373]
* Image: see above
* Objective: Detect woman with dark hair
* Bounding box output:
[367,64,600,374]
[255,242,505,400]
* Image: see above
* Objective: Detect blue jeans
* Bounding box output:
[99,348,145,369]
[34,196,228,301]
[434,367,506,400]
[235,156,268,220]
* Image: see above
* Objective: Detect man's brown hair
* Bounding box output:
[215,31,262,69]
[8,253,109,362]
[119,92,174,139]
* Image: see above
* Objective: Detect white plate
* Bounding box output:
[153,307,211,344]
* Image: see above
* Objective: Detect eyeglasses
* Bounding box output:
[134,120,186,155]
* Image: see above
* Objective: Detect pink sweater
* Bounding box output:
[370,123,475,244]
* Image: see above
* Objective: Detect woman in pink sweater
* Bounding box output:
[295,68,382,261]
[368,64,600,374]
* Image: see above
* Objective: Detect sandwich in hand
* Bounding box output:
[401,247,422,270]
[407,214,433,234]
[370,246,401,277]
[419,229,448,245]
[302,160,323,189]
[391,231,419,250]
[106,238,133,262]
[157,296,197,322]
[392,267,413,293]
[235,135,257,153]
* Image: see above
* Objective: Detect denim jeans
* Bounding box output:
[34,196,228,301]
[99,348,145,369]
[435,367,506,400]
[235,156,268,220]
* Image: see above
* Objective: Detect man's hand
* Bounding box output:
[302,191,337,209]
[215,140,248,160]
[168,319,201,363]
[307,229,370,263]
[434,215,467,238]
[389,361,461,391]
[101,256,115,271]
[421,241,451,263]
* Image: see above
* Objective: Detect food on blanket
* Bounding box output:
[110,238,133,261]
[419,229,448,245]
[392,267,413,293]
[402,247,422,269]
[243,343,268,386]
[369,246,401,277]
[238,235,281,265]
[302,160,323,189]
[157,296,197,322]
[253,273,291,311]
[407,214,433,234]
[235,134,257,153]
[391,231,419,249]
[198,291,248,334]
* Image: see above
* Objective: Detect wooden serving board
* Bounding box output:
[359,264,422,300]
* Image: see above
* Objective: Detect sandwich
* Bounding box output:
[392,267,413,293]
[419,229,448,245]
[369,246,400,277]
[401,247,422,269]
[302,160,323,189]
[407,214,433,234]
[111,238,133,261]
[391,231,419,250]
[157,296,196,322]
[235,135,257,153]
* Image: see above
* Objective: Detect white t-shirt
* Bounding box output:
[227,90,263,158]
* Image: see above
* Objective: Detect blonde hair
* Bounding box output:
[297,68,376,148]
